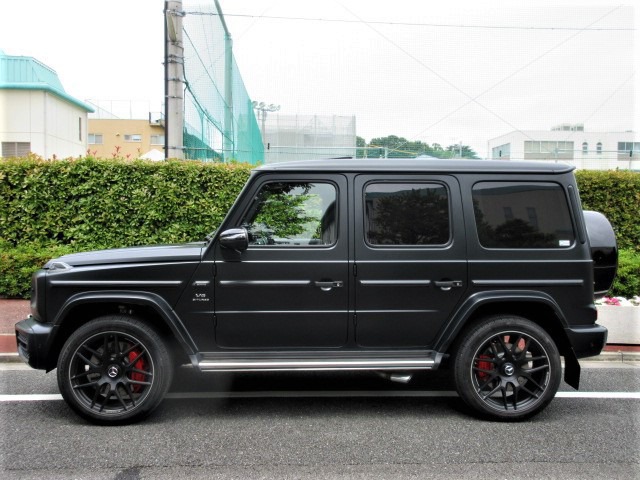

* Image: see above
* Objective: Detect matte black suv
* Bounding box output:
[15,159,617,424]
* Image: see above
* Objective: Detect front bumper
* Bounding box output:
[566,324,608,359]
[15,316,55,370]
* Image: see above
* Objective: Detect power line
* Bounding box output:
[213,13,634,31]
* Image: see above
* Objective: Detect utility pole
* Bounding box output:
[164,1,184,159]
[252,101,280,151]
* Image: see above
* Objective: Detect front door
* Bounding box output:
[214,174,349,349]
[354,175,467,348]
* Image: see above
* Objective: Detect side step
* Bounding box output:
[196,351,441,372]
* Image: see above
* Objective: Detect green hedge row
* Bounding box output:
[576,170,640,252]
[1,156,251,250]
[1,157,252,297]
[1,158,639,298]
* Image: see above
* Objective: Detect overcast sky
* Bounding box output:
[1,0,637,157]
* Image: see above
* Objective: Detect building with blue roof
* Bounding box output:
[0,51,94,159]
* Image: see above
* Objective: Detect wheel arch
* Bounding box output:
[44,291,198,371]
[436,291,581,389]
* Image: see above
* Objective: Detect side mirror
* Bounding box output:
[219,228,249,252]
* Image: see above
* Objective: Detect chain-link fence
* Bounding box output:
[181,1,263,163]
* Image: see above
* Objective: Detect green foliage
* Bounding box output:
[0,242,74,298]
[356,135,479,159]
[576,170,640,252]
[610,248,640,298]
[0,157,251,297]
[0,157,251,250]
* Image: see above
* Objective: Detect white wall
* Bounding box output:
[0,89,88,158]
[487,130,640,170]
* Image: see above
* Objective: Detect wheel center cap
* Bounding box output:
[107,365,120,378]
[503,363,515,376]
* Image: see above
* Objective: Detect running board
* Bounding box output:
[196,351,441,373]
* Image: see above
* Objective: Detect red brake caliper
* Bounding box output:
[476,354,493,381]
[128,350,147,393]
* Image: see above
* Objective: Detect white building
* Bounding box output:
[262,114,356,163]
[0,52,94,159]
[488,124,639,170]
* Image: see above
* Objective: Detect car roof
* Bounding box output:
[254,158,575,174]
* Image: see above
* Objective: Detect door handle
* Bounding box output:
[314,281,344,291]
[434,280,463,291]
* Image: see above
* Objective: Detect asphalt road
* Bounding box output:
[1,362,639,480]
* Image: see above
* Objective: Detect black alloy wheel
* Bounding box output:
[57,316,173,425]
[453,315,561,421]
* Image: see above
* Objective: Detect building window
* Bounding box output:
[88,134,103,144]
[491,143,510,160]
[150,135,165,145]
[79,118,82,142]
[618,142,640,157]
[524,141,574,160]
[596,142,602,154]
[2,142,31,158]
[582,142,588,154]
[124,134,142,142]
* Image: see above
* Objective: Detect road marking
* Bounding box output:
[1,391,640,402]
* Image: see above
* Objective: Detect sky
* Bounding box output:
[1,0,637,157]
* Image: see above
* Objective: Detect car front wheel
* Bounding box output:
[453,315,561,421]
[57,315,173,425]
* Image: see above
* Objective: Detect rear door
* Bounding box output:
[353,175,467,348]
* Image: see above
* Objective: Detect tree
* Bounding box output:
[446,144,479,159]
[356,135,479,159]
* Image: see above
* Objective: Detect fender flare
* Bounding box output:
[434,290,569,352]
[48,290,198,359]
[434,290,581,388]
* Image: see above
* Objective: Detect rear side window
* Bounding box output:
[472,182,575,249]
[364,183,450,246]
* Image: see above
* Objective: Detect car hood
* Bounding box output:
[44,242,206,268]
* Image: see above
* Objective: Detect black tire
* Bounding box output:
[453,315,561,421]
[57,315,174,425]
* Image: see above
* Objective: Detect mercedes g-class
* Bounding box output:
[15,159,617,423]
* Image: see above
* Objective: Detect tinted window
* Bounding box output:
[473,182,575,248]
[365,183,449,246]
[242,182,337,246]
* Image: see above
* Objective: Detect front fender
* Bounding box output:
[47,290,198,362]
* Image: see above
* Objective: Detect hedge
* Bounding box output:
[1,157,639,298]
[1,156,252,250]
[576,169,640,252]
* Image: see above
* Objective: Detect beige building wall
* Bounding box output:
[87,119,165,159]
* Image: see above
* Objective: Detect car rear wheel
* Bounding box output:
[57,315,173,425]
[453,315,561,421]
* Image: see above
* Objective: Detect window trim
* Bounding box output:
[240,179,340,249]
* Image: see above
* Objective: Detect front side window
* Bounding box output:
[241,182,337,246]
[364,183,450,246]
[473,182,575,249]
